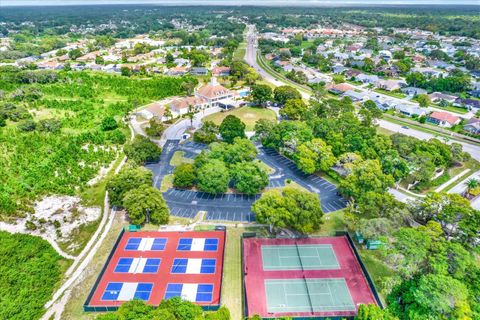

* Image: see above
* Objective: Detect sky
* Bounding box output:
[2,0,479,6]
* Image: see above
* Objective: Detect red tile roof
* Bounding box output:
[429,111,459,124]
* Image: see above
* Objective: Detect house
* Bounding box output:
[350,60,365,68]
[469,90,480,98]
[401,87,428,97]
[343,90,367,102]
[167,66,189,76]
[379,50,392,61]
[170,96,209,115]
[395,104,427,117]
[454,98,480,110]
[174,58,189,66]
[36,60,63,70]
[427,60,450,69]
[345,69,362,78]
[427,111,461,128]
[375,79,406,92]
[356,74,379,84]
[332,64,348,74]
[190,67,209,76]
[411,67,446,78]
[137,102,165,120]
[325,83,354,95]
[195,77,234,106]
[333,52,349,61]
[212,66,231,77]
[463,118,480,135]
[429,92,458,104]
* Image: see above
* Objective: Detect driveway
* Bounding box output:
[146,140,347,222]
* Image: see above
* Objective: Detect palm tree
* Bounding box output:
[186,105,197,129]
[465,178,479,194]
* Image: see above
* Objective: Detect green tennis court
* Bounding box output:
[265,278,356,313]
[261,244,340,270]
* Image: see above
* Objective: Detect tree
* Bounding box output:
[355,304,398,320]
[224,138,257,164]
[273,85,301,105]
[279,98,308,120]
[38,118,61,133]
[294,138,336,174]
[250,84,272,106]
[219,115,246,143]
[389,274,471,320]
[173,163,196,188]
[340,159,394,199]
[145,118,165,137]
[193,121,218,144]
[359,100,382,126]
[230,162,269,195]
[164,106,173,122]
[101,116,118,131]
[197,159,229,194]
[107,166,153,206]
[332,74,345,84]
[417,94,431,108]
[252,187,323,234]
[68,48,82,60]
[123,185,169,225]
[95,55,104,65]
[185,105,198,129]
[121,66,131,77]
[158,297,203,320]
[406,72,426,88]
[410,192,477,242]
[124,136,162,165]
[465,178,478,193]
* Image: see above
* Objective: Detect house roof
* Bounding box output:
[429,111,459,124]
[196,78,231,99]
[428,92,458,101]
[467,118,480,125]
[170,96,207,110]
[212,66,230,74]
[326,83,354,93]
[144,102,165,117]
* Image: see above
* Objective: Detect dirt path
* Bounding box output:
[41,125,134,320]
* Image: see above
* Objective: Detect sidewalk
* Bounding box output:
[435,169,470,192]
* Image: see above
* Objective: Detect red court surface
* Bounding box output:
[243,236,378,318]
[86,230,225,310]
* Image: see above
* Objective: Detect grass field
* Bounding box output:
[170,151,194,167]
[160,174,174,192]
[221,226,271,319]
[254,159,275,174]
[202,106,277,131]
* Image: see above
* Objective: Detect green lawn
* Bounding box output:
[357,249,395,305]
[202,106,277,131]
[431,104,468,115]
[254,159,275,174]
[373,88,407,99]
[221,226,270,319]
[160,174,174,192]
[170,151,194,167]
[221,228,243,319]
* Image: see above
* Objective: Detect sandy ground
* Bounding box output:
[0,195,100,259]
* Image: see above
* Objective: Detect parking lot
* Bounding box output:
[258,147,347,213]
[146,140,347,222]
[163,189,257,222]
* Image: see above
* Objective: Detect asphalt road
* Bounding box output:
[146,140,347,222]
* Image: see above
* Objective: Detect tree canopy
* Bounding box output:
[252,187,324,233]
[123,185,169,225]
[219,115,246,143]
